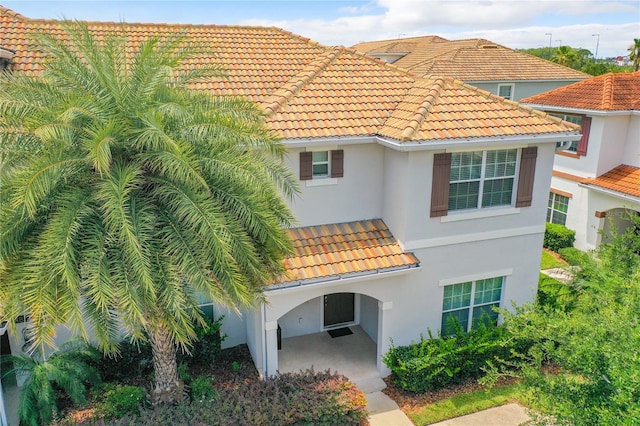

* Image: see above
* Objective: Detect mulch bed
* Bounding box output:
[382,375,520,413]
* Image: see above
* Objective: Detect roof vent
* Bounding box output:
[0,46,15,71]
[481,44,499,49]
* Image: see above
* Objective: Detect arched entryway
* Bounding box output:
[274,292,383,381]
[600,208,640,246]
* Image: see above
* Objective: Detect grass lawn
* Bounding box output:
[407,383,526,425]
[540,249,568,270]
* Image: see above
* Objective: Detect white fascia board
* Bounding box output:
[283,136,377,148]
[523,104,639,118]
[579,183,640,204]
[375,132,580,152]
[468,78,586,84]
[283,133,579,152]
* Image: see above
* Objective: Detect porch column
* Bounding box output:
[264,320,279,377]
[377,300,393,377]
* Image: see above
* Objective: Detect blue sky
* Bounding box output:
[2,1,639,58]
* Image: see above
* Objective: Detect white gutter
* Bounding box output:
[375,132,580,152]
[266,264,421,295]
[579,183,640,204]
[523,104,640,117]
[284,132,580,152]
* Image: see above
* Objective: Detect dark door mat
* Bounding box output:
[328,327,353,338]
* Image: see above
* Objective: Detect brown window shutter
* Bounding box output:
[331,150,344,178]
[430,153,452,217]
[515,147,538,208]
[576,116,591,156]
[300,151,313,180]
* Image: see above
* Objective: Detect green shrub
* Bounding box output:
[98,384,146,419]
[94,370,367,425]
[544,223,575,252]
[177,315,226,367]
[190,376,215,401]
[558,247,588,266]
[383,322,530,393]
[96,340,153,383]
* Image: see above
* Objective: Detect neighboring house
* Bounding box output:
[0,7,580,420]
[522,72,640,250]
[352,36,590,101]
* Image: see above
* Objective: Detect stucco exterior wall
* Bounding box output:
[554,115,605,178]
[623,115,640,167]
[596,115,632,176]
[285,143,384,227]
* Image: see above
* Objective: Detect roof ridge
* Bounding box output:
[262,47,341,116]
[400,77,448,140]
[601,73,615,109]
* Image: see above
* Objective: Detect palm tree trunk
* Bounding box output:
[148,325,184,405]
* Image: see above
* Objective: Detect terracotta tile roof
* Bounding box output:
[352,36,590,81]
[521,72,640,111]
[1,6,578,143]
[277,219,419,285]
[582,165,640,199]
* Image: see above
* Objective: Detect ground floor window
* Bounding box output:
[547,192,569,225]
[441,276,503,334]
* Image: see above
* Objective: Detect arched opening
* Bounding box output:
[601,208,640,246]
[275,293,381,381]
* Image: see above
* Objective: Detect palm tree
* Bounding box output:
[628,38,640,71]
[551,45,578,67]
[0,22,296,404]
[1,339,100,426]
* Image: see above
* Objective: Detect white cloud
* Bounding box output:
[240,0,640,58]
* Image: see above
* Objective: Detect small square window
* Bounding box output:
[498,84,513,100]
[312,151,330,177]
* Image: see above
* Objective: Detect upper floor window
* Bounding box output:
[299,150,344,181]
[430,147,537,217]
[549,113,591,156]
[441,276,503,335]
[547,192,569,225]
[498,84,514,100]
[449,149,517,211]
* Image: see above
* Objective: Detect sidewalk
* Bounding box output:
[360,376,531,426]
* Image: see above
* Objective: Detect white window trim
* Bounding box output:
[441,207,521,222]
[547,192,569,225]
[498,83,515,100]
[439,269,513,287]
[441,277,504,332]
[448,149,521,212]
[305,146,338,184]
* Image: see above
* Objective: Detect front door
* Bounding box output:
[323,293,354,327]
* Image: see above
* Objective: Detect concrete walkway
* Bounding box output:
[353,376,414,426]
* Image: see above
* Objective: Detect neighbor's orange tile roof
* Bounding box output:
[352,36,590,82]
[582,165,640,199]
[0,6,578,142]
[521,72,640,111]
[277,219,419,284]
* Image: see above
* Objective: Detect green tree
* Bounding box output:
[628,38,640,71]
[0,22,296,404]
[1,339,100,426]
[485,214,640,424]
[550,46,579,67]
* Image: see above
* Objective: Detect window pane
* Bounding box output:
[313,164,329,176]
[552,210,567,225]
[449,182,479,210]
[450,152,482,181]
[485,149,517,178]
[312,151,328,162]
[471,304,499,329]
[443,282,472,310]
[481,178,514,207]
[498,85,512,98]
[474,277,503,305]
[442,309,469,334]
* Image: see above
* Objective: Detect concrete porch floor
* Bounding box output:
[277,325,379,381]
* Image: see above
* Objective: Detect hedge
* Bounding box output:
[544,223,575,252]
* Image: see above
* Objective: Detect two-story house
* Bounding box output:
[522,72,640,250]
[352,36,590,101]
[0,7,579,413]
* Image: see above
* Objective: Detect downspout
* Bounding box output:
[261,302,267,379]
